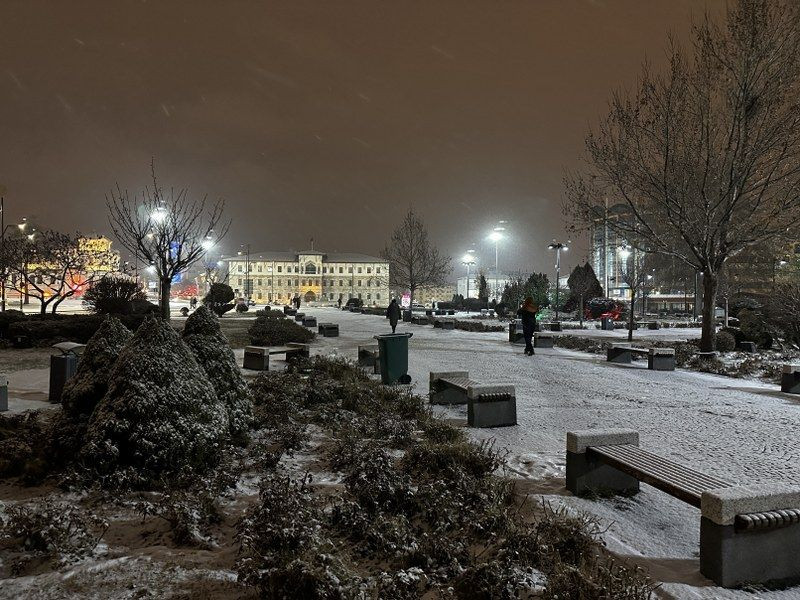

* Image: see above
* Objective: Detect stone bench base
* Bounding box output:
[318,323,339,337]
[243,346,270,370]
[302,317,317,327]
[467,385,516,428]
[534,334,553,348]
[781,366,800,394]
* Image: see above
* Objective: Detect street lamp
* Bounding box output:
[462,253,476,311]
[488,224,505,274]
[238,244,251,300]
[548,240,569,321]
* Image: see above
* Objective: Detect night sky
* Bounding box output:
[0,0,723,275]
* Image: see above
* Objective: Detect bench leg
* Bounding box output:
[607,348,632,363]
[648,356,676,371]
[468,398,517,427]
[429,387,468,405]
[243,354,269,371]
[781,372,800,394]
[700,518,800,587]
[566,451,640,497]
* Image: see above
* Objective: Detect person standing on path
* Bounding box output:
[387,298,401,333]
[516,297,539,356]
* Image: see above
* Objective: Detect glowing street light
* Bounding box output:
[201,237,215,251]
[488,222,506,274]
[151,204,168,224]
[462,252,476,309]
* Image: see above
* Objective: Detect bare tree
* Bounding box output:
[381,209,451,305]
[566,0,800,351]
[6,230,113,314]
[107,163,229,319]
[617,248,652,341]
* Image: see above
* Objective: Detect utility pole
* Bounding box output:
[548,240,569,321]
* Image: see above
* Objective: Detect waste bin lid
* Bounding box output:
[374,333,413,340]
[51,342,86,355]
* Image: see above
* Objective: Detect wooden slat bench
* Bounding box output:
[606,345,675,371]
[429,371,516,428]
[566,429,800,587]
[318,323,339,337]
[242,343,310,371]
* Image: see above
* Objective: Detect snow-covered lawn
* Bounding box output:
[296,307,800,599]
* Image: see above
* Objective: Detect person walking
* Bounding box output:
[516,296,539,356]
[387,298,401,333]
[337,296,342,309]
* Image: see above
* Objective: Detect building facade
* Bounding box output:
[456,271,509,301]
[224,250,389,305]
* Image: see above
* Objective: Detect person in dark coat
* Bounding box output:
[387,298,401,333]
[516,296,539,356]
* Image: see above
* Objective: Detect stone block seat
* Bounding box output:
[508,321,525,344]
[410,315,430,326]
[566,429,800,587]
[534,333,554,348]
[429,371,516,428]
[242,343,310,371]
[294,312,305,322]
[781,364,800,394]
[357,344,379,370]
[606,345,675,371]
[318,323,339,337]
[302,315,317,328]
[434,318,455,330]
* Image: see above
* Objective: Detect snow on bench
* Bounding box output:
[606,344,675,371]
[429,371,516,428]
[566,429,800,587]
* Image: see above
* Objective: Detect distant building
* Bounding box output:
[223,250,389,304]
[78,236,120,274]
[455,270,509,301]
[413,283,457,306]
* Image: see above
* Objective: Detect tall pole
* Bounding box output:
[0,196,5,312]
[466,262,470,312]
[555,247,561,321]
[693,270,699,321]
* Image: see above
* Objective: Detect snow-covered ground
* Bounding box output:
[293,307,800,599]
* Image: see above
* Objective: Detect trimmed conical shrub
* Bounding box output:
[182,305,253,444]
[61,316,133,417]
[82,316,229,488]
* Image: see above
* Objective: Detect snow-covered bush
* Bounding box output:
[81,316,229,489]
[0,498,107,576]
[61,316,132,417]
[715,330,736,353]
[182,306,252,444]
[248,313,314,346]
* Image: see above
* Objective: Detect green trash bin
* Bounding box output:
[375,333,413,385]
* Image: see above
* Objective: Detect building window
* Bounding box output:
[377,267,382,274]
[258,279,263,286]
[348,267,353,274]
[268,279,272,286]
[339,280,343,286]
[305,262,316,274]
[257,265,262,273]
[367,267,372,273]
[237,278,242,285]
[357,280,362,287]
[257,292,262,299]
[277,266,282,273]
[376,293,381,300]
[367,294,371,300]
[238,265,243,272]
[358,267,363,273]
[367,280,371,287]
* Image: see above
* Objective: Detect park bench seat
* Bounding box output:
[606,345,675,371]
[566,429,800,587]
[318,323,339,337]
[411,315,429,325]
[243,343,310,370]
[429,371,516,428]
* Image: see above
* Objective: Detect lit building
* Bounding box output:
[223,250,389,305]
[456,270,509,301]
[413,284,457,306]
[78,236,120,274]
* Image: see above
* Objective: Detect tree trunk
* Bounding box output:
[699,273,718,352]
[627,293,635,342]
[160,278,172,320]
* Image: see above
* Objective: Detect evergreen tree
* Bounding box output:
[566,263,604,325]
[82,317,229,489]
[183,306,253,445]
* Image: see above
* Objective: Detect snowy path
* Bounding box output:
[297,307,800,599]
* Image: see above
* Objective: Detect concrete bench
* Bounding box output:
[638,321,660,330]
[508,321,525,345]
[294,312,305,322]
[429,371,516,428]
[566,429,800,587]
[541,321,562,332]
[739,341,757,353]
[285,308,297,317]
[302,316,317,327]
[534,333,554,348]
[606,345,675,371]
[243,343,310,370]
[318,323,339,337]
[433,318,455,330]
[410,315,429,325]
[357,344,379,370]
[781,364,800,394]
[402,310,412,322]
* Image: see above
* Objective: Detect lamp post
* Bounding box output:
[462,253,476,312]
[488,223,506,274]
[548,240,569,321]
[238,244,251,301]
